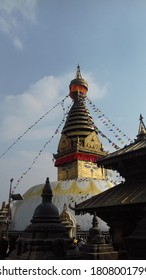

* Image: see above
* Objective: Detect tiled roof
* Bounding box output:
[75,178,146,214]
[98,115,146,166]
[98,139,146,165]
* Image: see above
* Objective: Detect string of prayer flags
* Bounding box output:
[0,94,70,159]
[13,102,72,192]
[13,108,69,191]
[86,97,132,146]
[98,129,120,150]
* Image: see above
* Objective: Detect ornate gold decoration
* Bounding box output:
[58,134,72,153]
[84,131,102,152]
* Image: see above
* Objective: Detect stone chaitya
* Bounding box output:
[8,178,72,259]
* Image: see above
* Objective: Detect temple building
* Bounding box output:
[8,66,113,237]
[75,115,146,259]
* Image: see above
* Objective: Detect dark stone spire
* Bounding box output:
[81,213,118,259]
[9,178,70,260]
[25,177,66,237]
[41,177,52,203]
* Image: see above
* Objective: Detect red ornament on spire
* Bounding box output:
[69,65,88,100]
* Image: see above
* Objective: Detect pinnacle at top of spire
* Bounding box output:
[69,65,88,100]
[75,64,82,79]
[137,114,146,140]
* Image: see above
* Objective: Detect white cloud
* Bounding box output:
[0,0,38,22]
[0,71,108,202]
[84,72,109,100]
[0,71,108,142]
[0,0,38,48]
[13,37,23,50]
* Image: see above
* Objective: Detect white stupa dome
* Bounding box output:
[10,178,113,232]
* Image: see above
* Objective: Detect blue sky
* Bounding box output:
[0,0,146,202]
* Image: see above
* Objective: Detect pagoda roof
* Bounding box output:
[97,114,146,167]
[74,115,146,215]
[75,178,146,215]
[62,98,95,138]
[60,66,97,139]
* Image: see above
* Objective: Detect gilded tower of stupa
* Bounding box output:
[54,65,108,181]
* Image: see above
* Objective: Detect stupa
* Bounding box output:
[9,66,113,237]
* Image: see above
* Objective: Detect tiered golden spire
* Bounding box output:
[54,66,108,181]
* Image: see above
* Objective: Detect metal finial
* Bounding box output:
[76,64,82,79]
[137,114,146,139]
[140,114,143,121]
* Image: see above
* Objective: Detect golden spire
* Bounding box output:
[54,66,108,181]
[75,64,82,79]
